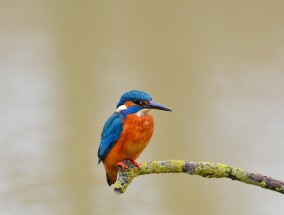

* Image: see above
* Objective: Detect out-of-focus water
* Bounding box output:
[1,1,284,215]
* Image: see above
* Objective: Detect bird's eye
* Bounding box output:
[133,100,148,106]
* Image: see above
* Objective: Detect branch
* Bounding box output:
[114,160,284,195]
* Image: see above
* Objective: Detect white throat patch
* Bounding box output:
[115,105,127,113]
[136,109,151,117]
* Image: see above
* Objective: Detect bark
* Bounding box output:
[114,160,284,195]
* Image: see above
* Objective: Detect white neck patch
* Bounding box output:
[115,105,127,113]
[136,109,151,117]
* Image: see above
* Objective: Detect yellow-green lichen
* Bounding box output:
[276,186,284,192]
[114,160,284,195]
[231,168,247,180]
[140,160,185,175]
[194,162,230,178]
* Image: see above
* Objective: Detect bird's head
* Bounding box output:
[116,90,172,114]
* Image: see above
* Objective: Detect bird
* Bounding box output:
[97,90,172,186]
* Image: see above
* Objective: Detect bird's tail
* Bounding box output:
[105,165,118,186]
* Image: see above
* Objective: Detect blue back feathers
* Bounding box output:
[98,90,151,163]
[98,113,123,163]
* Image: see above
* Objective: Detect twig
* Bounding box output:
[114,160,284,195]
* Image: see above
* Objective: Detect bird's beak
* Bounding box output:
[144,101,172,111]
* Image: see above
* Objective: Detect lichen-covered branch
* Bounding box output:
[114,160,284,195]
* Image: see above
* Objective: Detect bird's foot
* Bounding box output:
[117,161,128,170]
[129,160,142,169]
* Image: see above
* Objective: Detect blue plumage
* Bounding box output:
[116,90,152,107]
[98,113,123,164]
[120,106,143,118]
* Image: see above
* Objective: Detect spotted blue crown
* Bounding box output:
[117,90,152,107]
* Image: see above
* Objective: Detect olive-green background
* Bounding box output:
[1,1,284,215]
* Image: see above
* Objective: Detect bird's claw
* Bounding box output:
[129,160,142,169]
[117,160,141,170]
[117,161,128,170]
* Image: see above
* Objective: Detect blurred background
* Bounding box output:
[1,0,284,214]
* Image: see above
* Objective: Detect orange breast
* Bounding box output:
[103,112,154,185]
[121,112,154,159]
[104,112,154,165]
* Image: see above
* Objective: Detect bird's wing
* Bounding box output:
[97,113,123,163]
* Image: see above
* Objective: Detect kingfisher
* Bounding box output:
[97,90,172,186]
